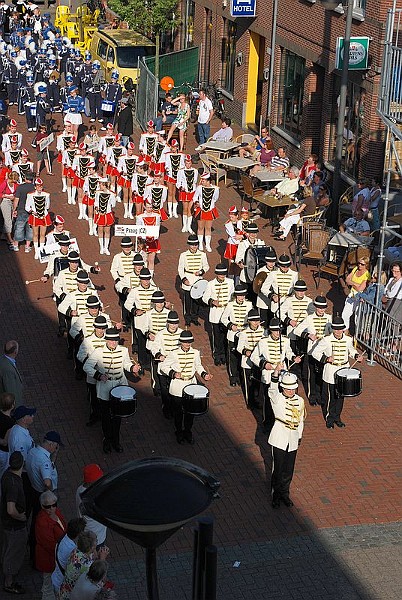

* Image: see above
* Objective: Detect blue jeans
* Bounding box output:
[14,213,33,242]
[197,122,210,145]
[154,115,175,131]
[121,135,130,148]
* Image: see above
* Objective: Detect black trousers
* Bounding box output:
[135,329,150,369]
[211,323,226,361]
[258,307,273,329]
[240,366,261,407]
[150,357,161,394]
[262,383,275,433]
[56,296,67,335]
[159,373,172,417]
[322,382,344,424]
[227,340,240,384]
[100,400,121,445]
[87,382,101,419]
[271,445,297,500]
[172,395,194,434]
[307,356,324,404]
[183,289,200,325]
[88,92,102,119]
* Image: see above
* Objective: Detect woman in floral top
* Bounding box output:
[59,531,109,599]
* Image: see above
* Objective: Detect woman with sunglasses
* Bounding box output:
[35,490,67,600]
[341,256,371,331]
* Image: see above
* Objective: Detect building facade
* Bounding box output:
[176,0,396,185]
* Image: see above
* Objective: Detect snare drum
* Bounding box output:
[182,384,209,416]
[244,246,269,283]
[101,100,116,113]
[334,368,362,397]
[190,279,208,300]
[109,385,137,417]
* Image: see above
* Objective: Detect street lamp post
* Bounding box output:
[321,0,354,223]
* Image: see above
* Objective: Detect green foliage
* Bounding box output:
[108,0,180,37]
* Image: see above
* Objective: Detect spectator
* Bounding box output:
[239,126,269,159]
[7,404,36,460]
[341,256,371,330]
[166,93,190,152]
[268,146,290,172]
[384,241,402,265]
[369,176,382,231]
[195,88,214,148]
[270,166,300,199]
[1,451,27,595]
[0,340,23,405]
[70,560,109,600]
[340,209,370,237]
[299,153,318,184]
[382,261,402,319]
[355,270,387,308]
[51,518,87,596]
[94,589,117,600]
[315,184,331,208]
[59,531,110,600]
[352,178,370,216]
[211,117,233,142]
[249,139,276,176]
[35,490,67,600]
[0,392,16,479]
[311,171,324,199]
[116,97,133,147]
[76,464,107,548]
[11,170,35,252]
[274,182,316,240]
[154,92,178,131]
[84,126,101,157]
[0,153,9,183]
[0,171,19,250]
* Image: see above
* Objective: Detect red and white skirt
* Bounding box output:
[150,161,165,174]
[145,238,161,253]
[94,211,115,226]
[28,213,52,227]
[57,152,62,163]
[83,194,95,206]
[194,207,219,221]
[106,164,120,177]
[165,175,177,184]
[224,242,239,261]
[179,190,195,203]
[117,175,132,188]
[63,166,74,178]
[133,194,144,205]
[156,207,168,221]
[73,175,85,188]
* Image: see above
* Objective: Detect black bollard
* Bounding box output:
[204,545,217,600]
[195,517,214,600]
[192,527,199,600]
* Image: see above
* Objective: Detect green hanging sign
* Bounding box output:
[336,36,370,70]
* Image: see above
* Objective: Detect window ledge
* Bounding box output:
[219,88,234,101]
[272,126,301,149]
[324,161,357,186]
[333,4,365,21]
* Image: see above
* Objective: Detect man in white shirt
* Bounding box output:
[196,118,233,152]
[196,89,214,147]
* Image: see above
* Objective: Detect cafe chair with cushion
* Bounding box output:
[240,174,265,210]
[207,154,227,187]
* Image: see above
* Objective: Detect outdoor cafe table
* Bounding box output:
[254,170,286,185]
[203,140,241,158]
[257,194,295,230]
[328,231,374,262]
[218,156,257,187]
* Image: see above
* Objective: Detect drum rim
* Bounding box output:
[183,383,209,397]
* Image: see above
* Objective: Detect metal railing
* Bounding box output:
[378,6,402,132]
[136,58,158,131]
[355,299,402,378]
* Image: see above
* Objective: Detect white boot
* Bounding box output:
[99,237,104,255]
[124,204,129,219]
[116,186,122,200]
[172,203,178,218]
[78,203,84,220]
[62,178,67,193]
[181,216,187,232]
[198,235,204,250]
[70,188,76,205]
[168,202,173,218]
[128,203,134,219]
[150,269,154,277]
[66,188,72,205]
[187,217,193,232]
[89,218,94,235]
[93,224,98,236]
[104,237,110,255]
[33,242,39,259]
[205,235,212,253]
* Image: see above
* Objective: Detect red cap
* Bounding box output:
[83,463,104,483]
[229,205,238,214]
[147,120,154,127]
[200,171,210,179]
[35,177,43,186]
[78,142,86,150]
[10,119,17,127]
[185,154,192,161]
[21,148,29,157]
[70,135,77,143]
[170,139,178,147]
[128,142,135,150]
[106,123,114,130]
[55,214,64,224]
[114,133,121,141]
[241,206,249,213]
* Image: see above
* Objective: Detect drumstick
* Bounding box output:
[349,350,366,370]
[288,355,304,370]
[25,279,41,285]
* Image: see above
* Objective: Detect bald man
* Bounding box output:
[0,341,23,406]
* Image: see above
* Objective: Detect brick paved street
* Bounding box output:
[0,105,401,598]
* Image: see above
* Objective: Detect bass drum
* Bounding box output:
[182,384,209,416]
[244,246,269,283]
[110,385,137,417]
[334,368,362,397]
[190,279,208,300]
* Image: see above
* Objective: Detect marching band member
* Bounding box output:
[94,178,117,255]
[164,139,184,218]
[178,234,209,327]
[237,309,265,408]
[255,247,277,326]
[19,72,36,131]
[82,161,99,236]
[71,143,93,218]
[61,135,77,204]
[193,172,219,252]
[143,171,168,219]
[139,120,157,164]
[281,280,313,354]
[56,120,73,184]
[84,59,103,123]
[312,316,363,429]
[35,84,51,129]
[176,154,198,233]
[2,119,22,152]
[25,176,51,259]
[45,215,70,245]
[12,147,34,183]
[294,295,332,406]
[97,123,115,176]
[161,329,212,445]
[105,133,126,194]
[83,327,141,454]
[136,199,162,275]
[224,206,243,263]
[221,284,253,387]
[77,315,108,426]
[235,222,265,286]
[52,250,89,337]
[100,69,122,129]
[268,370,305,509]
[41,237,96,286]
[140,290,170,392]
[63,84,84,138]
[260,254,298,316]
[150,130,169,175]
[117,253,147,330]
[148,310,182,419]
[202,263,234,366]
[4,136,22,167]
[117,142,139,219]
[250,318,295,434]
[110,237,135,291]
[131,161,152,218]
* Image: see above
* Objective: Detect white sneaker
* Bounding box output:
[104,248,110,255]
[28,128,33,132]
[206,245,212,253]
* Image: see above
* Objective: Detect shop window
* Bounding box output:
[277,49,305,139]
[221,19,237,94]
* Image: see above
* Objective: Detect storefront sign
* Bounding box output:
[336,37,370,70]
[230,0,256,18]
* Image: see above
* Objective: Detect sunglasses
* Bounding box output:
[358,262,366,265]
[43,502,57,509]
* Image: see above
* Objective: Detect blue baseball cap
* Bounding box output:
[13,405,37,420]
[44,430,64,447]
